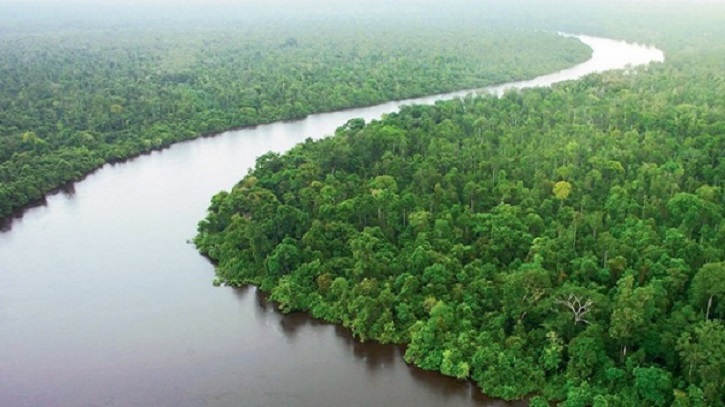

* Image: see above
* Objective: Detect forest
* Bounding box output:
[0,6,590,221]
[2,0,724,405]
[194,1,725,405]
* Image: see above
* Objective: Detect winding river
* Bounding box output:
[0,35,663,407]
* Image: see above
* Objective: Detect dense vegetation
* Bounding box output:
[195,2,725,405]
[196,71,724,404]
[0,10,590,221]
[3,0,723,405]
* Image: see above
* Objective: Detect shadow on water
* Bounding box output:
[333,324,398,370]
[231,285,268,312]
[278,312,330,338]
[405,363,528,406]
[252,286,273,311]
[0,180,76,233]
[0,196,48,233]
[231,284,329,339]
[230,283,525,406]
[59,183,76,198]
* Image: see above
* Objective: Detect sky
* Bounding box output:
[0,0,722,28]
[1,0,724,3]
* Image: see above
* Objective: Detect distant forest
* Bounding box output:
[0,4,590,220]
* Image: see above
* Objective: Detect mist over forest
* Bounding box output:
[0,0,715,29]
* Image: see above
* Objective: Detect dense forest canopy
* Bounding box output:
[194,1,725,405]
[0,2,592,222]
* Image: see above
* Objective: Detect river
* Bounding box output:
[0,35,663,407]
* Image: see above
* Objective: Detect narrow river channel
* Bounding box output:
[0,35,663,407]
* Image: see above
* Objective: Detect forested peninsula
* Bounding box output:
[0,13,590,221]
[195,3,725,406]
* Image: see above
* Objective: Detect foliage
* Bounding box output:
[196,28,725,403]
[0,11,590,221]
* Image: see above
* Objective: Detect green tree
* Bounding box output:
[690,262,725,320]
[677,321,725,404]
[633,366,673,406]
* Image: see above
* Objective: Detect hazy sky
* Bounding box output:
[1,0,722,27]
[1,0,724,3]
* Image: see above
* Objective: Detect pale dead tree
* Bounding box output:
[519,287,547,321]
[555,294,593,324]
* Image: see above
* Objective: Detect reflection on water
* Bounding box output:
[59,183,76,198]
[235,285,526,407]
